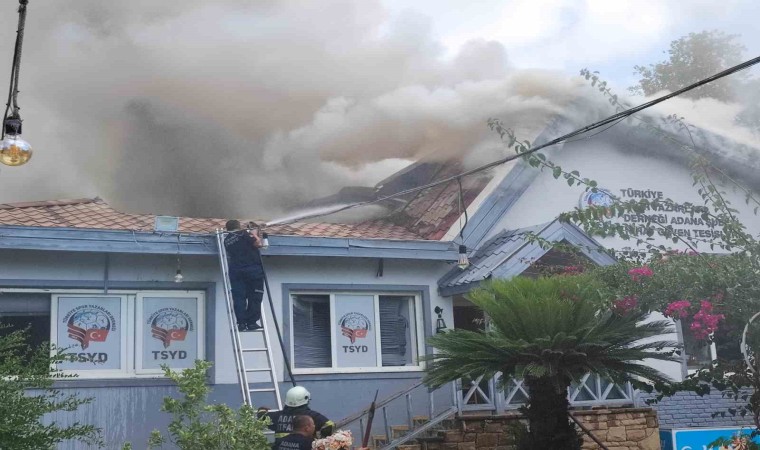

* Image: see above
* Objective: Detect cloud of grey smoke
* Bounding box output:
[0,0,588,219]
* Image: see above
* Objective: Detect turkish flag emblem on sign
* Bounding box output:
[87,329,109,343]
[169,329,188,341]
[341,327,368,344]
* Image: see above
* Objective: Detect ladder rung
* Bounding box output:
[217,230,282,412]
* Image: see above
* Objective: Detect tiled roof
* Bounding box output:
[0,198,424,240]
[384,161,494,240]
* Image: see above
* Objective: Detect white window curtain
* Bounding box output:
[293,294,332,368]
[379,295,412,367]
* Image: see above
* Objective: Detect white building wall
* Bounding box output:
[487,141,760,251]
[481,141,760,381]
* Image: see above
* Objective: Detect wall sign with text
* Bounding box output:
[334,294,377,368]
[54,296,126,372]
[580,187,724,242]
[137,294,203,372]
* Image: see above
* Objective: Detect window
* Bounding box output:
[0,289,205,379]
[0,293,51,351]
[52,295,128,376]
[678,320,715,372]
[291,292,422,373]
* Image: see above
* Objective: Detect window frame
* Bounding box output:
[51,293,130,378]
[289,290,425,375]
[676,319,717,375]
[1,288,206,379]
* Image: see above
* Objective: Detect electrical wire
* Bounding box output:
[456,178,468,240]
[265,54,760,226]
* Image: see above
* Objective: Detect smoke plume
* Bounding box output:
[5,1,755,220]
[0,0,593,219]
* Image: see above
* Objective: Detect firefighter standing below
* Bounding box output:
[274,416,315,450]
[267,386,334,445]
[224,219,265,332]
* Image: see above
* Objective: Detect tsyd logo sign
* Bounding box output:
[149,307,193,348]
[63,304,116,350]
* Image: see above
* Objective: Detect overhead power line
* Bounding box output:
[270,55,760,226]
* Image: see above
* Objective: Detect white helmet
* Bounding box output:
[285,386,311,407]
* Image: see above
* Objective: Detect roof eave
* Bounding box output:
[0,225,458,261]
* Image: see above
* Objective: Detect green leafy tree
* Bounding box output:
[146,359,270,450]
[630,30,746,101]
[0,327,102,449]
[629,30,760,131]
[423,276,677,450]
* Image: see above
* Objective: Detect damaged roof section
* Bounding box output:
[379,160,494,240]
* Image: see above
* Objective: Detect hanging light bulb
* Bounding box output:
[261,232,270,249]
[174,234,183,282]
[457,244,470,270]
[0,118,32,166]
[1,1,33,167]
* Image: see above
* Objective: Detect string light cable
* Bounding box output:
[1,0,33,166]
[262,54,760,226]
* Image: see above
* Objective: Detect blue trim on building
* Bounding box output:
[281,283,433,373]
[461,160,536,248]
[0,225,458,260]
[462,117,575,249]
[439,219,616,296]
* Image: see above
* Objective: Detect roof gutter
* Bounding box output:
[0,225,458,261]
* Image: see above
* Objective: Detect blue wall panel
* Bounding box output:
[43,376,454,449]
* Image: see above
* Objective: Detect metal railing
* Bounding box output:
[335,380,458,448]
[458,373,634,413]
[334,373,632,449]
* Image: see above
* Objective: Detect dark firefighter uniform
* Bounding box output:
[267,405,335,444]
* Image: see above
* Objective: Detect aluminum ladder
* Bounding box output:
[215,229,283,412]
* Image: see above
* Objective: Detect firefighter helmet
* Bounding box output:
[285,386,311,407]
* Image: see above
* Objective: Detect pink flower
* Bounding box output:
[612,296,638,315]
[663,300,691,320]
[628,266,654,282]
[689,300,724,340]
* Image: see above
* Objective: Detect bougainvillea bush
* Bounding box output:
[588,252,759,361]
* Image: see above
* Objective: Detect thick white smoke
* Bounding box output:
[0,0,585,218]
[1,1,754,220]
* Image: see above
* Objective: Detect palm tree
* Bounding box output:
[424,275,678,450]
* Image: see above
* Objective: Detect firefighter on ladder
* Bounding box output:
[261,386,335,446]
[224,219,265,332]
